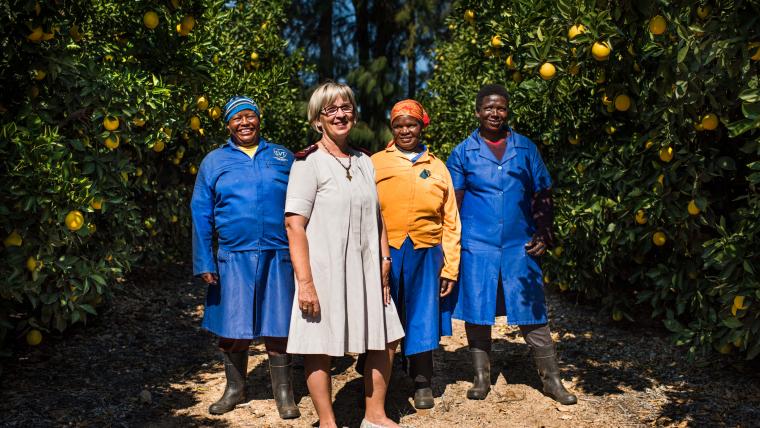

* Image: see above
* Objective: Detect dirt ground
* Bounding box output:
[2,261,759,428]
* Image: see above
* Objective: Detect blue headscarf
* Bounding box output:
[223,96,260,123]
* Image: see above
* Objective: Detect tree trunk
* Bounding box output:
[353,0,369,67]
[317,1,334,81]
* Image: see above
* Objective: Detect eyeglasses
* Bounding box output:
[321,104,354,116]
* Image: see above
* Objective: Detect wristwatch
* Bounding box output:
[382,256,392,262]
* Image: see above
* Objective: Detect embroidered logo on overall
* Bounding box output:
[273,148,288,161]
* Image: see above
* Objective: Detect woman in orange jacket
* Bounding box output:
[370,99,461,409]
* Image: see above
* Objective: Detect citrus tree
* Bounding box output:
[424,0,760,360]
[0,0,307,350]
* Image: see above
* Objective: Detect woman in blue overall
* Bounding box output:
[370,99,461,409]
[191,96,300,418]
[446,84,577,405]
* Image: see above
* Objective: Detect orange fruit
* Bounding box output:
[103,115,119,131]
[687,200,700,216]
[635,209,647,225]
[649,15,667,35]
[26,329,42,346]
[539,62,556,80]
[591,41,611,61]
[568,24,585,40]
[652,231,667,246]
[65,210,85,231]
[143,11,159,29]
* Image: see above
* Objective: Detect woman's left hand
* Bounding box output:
[381,259,392,305]
[439,278,456,297]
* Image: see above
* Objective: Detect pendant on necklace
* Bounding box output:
[346,171,352,181]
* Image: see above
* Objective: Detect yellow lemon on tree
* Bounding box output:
[614,94,631,111]
[103,115,119,131]
[209,106,222,120]
[65,210,85,231]
[27,26,44,41]
[591,41,611,61]
[601,94,613,106]
[180,15,195,33]
[687,200,700,216]
[649,15,667,35]
[189,164,198,175]
[176,23,188,36]
[750,42,760,61]
[553,245,564,256]
[132,117,146,127]
[104,134,120,150]
[135,167,143,177]
[464,9,475,22]
[4,231,23,247]
[612,309,623,322]
[143,11,159,29]
[539,62,556,80]
[569,135,580,145]
[196,96,209,111]
[635,209,647,225]
[568,24,585,40]
[733,337,743,348]
[26,256,38,272]
[490,35,504,48]
[657,174,665,186]
[26,329,42,346]
[90,198,103,210]
[701,113,718,130]
[558,282,569,291]
[652,231,667,246]
[645,140,654,150]
[170,215,179,223]
[250,51,260,61]
[543,274,550,284]
[605,125,616,135]
[153,140,166,153]
[189,115,201,130]
[659,146,674,162]
[696,5,711,19]
[33,69,46,80]
[505,55,516,69]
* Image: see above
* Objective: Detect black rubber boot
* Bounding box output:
[409,351,434,409]
[269,354,301,419]
[209,351,248,414]
[532,344,577,405]
[466,341,491,400]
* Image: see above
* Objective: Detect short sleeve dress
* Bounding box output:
[285,148,405,356]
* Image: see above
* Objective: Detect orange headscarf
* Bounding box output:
[390,99,430,128]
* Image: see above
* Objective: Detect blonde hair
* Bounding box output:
[307,81,358,132]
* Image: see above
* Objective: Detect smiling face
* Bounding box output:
[391,115,423,151]
[475,94,509,134]
[317,95,354,142]
[226,109,260,147]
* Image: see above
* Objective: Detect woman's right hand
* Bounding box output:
[201,272,218,285]
[298,281,321,318]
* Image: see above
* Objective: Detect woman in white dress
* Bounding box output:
[284,81,405,428]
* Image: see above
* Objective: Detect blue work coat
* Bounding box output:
[191,138,294,275]
[446,128,552,325]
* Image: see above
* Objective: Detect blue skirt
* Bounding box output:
[390,237,453,356]
[202,249,295,339]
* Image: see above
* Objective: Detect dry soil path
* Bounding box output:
[1,262,758,427]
